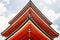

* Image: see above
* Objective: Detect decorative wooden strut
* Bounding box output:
[28,29,31,40]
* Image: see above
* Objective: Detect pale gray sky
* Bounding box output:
[0,0,60,40]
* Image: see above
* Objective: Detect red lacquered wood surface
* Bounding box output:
[8,22,50,40]
[30,9,58,38]
[2,9,30,37]
[2,8,58,38]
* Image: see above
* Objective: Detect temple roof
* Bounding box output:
[1,0,59,39]
[1,7,59,38]
[8,0,52,25]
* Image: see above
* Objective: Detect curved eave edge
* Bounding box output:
[8,1,52,25]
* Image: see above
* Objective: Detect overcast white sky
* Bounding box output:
[0,0,60,40]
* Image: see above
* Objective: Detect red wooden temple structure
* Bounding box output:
[1,0,59,40]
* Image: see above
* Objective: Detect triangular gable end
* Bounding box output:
[6,18,53,40]
[7,20,51,40]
